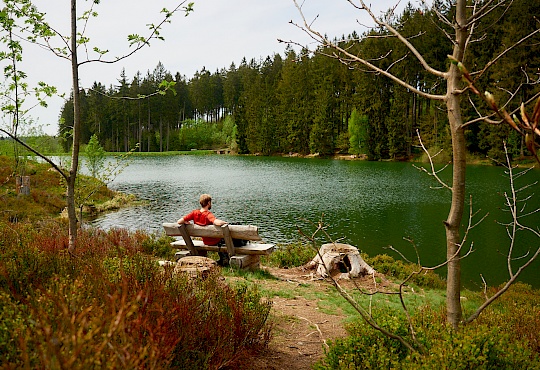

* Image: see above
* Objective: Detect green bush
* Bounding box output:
[141,233,176,259]
[474,283,540,354]
[316,306,539,369]
[366,254,446,289]
[262,241,315,268]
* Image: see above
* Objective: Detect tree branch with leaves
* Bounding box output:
[1,0,193,252]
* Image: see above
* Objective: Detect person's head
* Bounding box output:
[199,194,212,209]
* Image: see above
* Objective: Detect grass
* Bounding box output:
[0,154,136,223]
[227,242,540,368]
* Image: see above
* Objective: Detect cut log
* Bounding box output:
[305,243,375,279]
[163,222,261,241]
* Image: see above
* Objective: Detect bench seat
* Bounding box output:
[171,239,275,255]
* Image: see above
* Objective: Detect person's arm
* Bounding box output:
[177,211,194,224]
[213,218,227,226]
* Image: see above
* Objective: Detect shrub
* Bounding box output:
[142,233,176,259]
[316,305,539,369]
[474,283,540,354]
[0,221,272,369]
[263,241,315,268]
[366,254,446,289]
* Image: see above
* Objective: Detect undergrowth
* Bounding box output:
[255,240,540,368]
[261,241,322,268]
[2,155,539,368]
[315,300,540,369]
[0,220,271,369]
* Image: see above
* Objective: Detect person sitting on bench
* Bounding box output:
[177,194,230,265]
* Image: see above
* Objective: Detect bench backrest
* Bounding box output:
[163,223,261,241]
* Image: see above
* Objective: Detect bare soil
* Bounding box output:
[229,266,390,370]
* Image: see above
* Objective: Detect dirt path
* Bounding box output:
[245,294,347,370]
[230,267,382,370]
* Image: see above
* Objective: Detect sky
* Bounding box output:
[10,0,424,136]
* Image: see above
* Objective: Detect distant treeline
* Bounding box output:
[59,1,540,161]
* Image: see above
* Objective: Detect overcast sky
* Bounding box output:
[12,0,423,136]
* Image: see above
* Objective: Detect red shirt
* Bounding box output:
[183,209,221,245]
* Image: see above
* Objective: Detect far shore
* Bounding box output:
[11,147,539,167]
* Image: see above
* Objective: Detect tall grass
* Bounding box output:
[0,220,271,369]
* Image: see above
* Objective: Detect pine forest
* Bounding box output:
[59,1,540,162]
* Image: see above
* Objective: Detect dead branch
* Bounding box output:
[412,129,452,191]
[298,316,329,350]
[464,143,540,323]
[0,129,68,181]
[296,217,417,352]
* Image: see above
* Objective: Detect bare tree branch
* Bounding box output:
[0,128,68,181]
[471,27,540,81]
[296,217,417,352]
[286,0,446,101]
[467,0,513,29]
[464,143,540,323]
[412,130,452,190]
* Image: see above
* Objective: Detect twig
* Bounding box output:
[298,316,329,350]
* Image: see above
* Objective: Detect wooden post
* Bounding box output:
[178,223,199,256]
[221,224,236,257]
[16,176,30,195]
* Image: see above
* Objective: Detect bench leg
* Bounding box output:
[229,255,260,270]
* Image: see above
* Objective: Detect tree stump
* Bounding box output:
[305,243,375,279]
[173,256,217,278]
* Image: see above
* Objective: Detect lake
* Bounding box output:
[89,155,540,289]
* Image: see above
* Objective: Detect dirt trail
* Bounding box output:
[230,267,385,370]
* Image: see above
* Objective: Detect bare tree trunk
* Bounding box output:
[166,121,170,151]
[67,0,81,253]
[138,100,142,152]
[445,93,466,327]
[159,116,163,152]
[444,0,468,327]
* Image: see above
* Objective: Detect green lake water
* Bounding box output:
[90,155,540,289]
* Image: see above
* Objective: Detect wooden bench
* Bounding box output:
[162,222,275,270]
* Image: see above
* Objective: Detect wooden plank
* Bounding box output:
[221,224,236,256]
[171,240,275,255]
[163,223,261,241]
[177,223,199,256]
[172,239,205,247]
